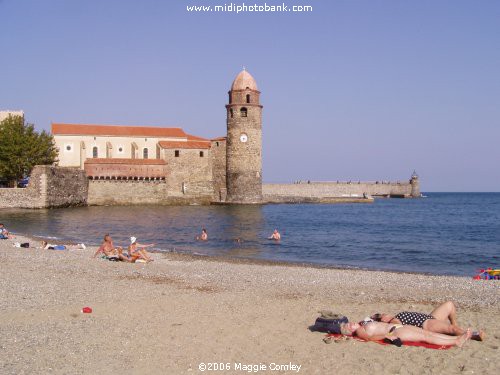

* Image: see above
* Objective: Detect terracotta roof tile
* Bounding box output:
[211,136,227,141]
[158,140,211,150]
[186,134,209,141]
[84,158,166,165]
[52,123,187,138]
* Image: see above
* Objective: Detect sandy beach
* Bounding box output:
[0,234,498,375]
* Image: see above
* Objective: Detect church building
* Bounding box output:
[52,69,263,205]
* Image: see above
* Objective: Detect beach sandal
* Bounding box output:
[472,330,485,341]
[323,336,333,344]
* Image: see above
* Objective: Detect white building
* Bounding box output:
[52,123,211,169]
[0,110,24,122]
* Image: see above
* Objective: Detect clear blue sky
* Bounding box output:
[1,0,499,191]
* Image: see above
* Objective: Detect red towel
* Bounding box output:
[326,333,452,350]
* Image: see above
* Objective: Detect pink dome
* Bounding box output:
[231,69,258,91]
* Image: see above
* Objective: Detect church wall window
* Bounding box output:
[246,94,250,103]
[92,146,98,158]
[241,107,247,117]
[143,148,148,159]
[200,151,204,157]
[175,150,180,157]
[230,108,233,118]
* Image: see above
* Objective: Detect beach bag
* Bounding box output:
[312,313,348,334]
[20,243,29,248]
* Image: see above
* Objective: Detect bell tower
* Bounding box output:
[225,69,263,203]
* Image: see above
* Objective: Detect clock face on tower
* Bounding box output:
[240,133,248,143]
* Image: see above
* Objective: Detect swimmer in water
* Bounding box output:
[268,229,281,241]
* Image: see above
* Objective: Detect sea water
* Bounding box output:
[2,193,499,276]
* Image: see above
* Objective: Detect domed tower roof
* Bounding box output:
[231,69,258,91]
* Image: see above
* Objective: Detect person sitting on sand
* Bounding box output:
[128,236,154,262]
[370,301,485,341]
[196,228,208,241]
[93,234,131,262]
[268,229,281,241]
[41,241,86,250]
[0,223,11,239]
[340,320,472,348]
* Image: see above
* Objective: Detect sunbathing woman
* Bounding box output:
[128,236,154,262]
[370,301,484,341]
[0,223,12,239]
[340,321,472,348]
[41,241,86,250]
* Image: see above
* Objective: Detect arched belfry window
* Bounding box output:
[230,108,233,118]
[92,146,98,158]
[143,148,148,159]
[246,94,250,103]
[241,107,247,117]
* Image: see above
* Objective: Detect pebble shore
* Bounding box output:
[1,234,499,374]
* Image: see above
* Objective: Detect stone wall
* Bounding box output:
[87,147,215,205]
[0,166,88,208]
[163,148,213,201]
[88,180,169,205]
[263,180,416,203]
[0,186,41,208]
[88,179,213,205]
[211,138,227,202]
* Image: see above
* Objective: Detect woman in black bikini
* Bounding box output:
[371,301,484,341]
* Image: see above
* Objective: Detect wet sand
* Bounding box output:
[0,234,499,374]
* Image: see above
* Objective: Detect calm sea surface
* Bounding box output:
[2,193,499,276]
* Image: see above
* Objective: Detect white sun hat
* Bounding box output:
[130,236,137,244]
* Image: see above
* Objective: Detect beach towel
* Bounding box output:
[326,333,452,350]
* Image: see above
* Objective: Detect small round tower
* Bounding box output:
[225,69,263,203]
[410,170,420,197]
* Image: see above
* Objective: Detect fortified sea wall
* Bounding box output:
[263,180,419,203]
[87,180,213,205]
[0,166,420,208]
[0,166,88,208]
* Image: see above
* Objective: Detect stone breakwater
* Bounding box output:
[263,180,418,201]
[0,165,419,208]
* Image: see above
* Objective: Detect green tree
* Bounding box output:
[0,115,58,186]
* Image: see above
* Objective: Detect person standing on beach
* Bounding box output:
[370,301,485,341]
[269,229,281,241]
[196,228,208,241]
